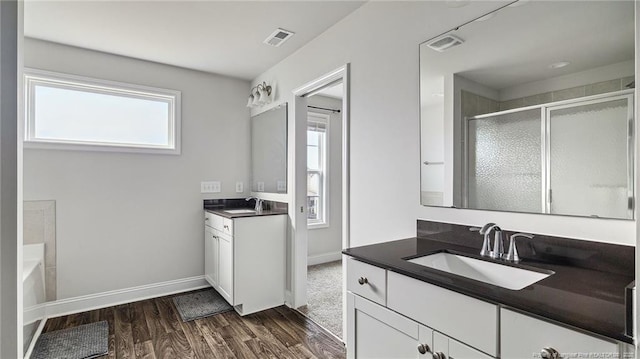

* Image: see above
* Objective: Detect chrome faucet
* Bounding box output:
[469,223,504,258]
[490,228,505,260]
[506,233,534,263]
[471,223,503,258]
[245,197,264,212]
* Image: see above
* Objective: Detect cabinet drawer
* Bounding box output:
[387,272,497,357]
[347,258,387,306]
[501,308,619,358]
[204,212,233,235]
[205,212,223,230]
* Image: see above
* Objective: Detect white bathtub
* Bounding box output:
[23,243,46,356]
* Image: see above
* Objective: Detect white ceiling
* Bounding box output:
[24,0,365,80]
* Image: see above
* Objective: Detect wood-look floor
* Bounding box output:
[42,289,346,359]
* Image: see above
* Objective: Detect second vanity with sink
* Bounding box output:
[203,198,287,315]
[344,220,635,358]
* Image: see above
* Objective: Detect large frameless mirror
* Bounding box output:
[420,1,635,219]
[251,103,288,194]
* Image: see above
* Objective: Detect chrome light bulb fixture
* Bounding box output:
[246,82,273,108]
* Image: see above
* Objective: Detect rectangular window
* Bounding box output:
[307,113,329,227]
[24,69,181,154]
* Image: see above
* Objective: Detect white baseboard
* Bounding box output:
[45,275,209,318]
[308,251,342,266]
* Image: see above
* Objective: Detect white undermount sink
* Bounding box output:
[224,209,257,214]
[407,252,553,290]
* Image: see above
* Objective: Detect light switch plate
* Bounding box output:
[211,181,221,192]
[235,182,244,193]
[257,182,265,192]
[277,180,286,192]
[201,181,221,193]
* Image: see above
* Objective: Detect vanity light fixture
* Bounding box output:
[549,61,570,69]
[246,82,273,108]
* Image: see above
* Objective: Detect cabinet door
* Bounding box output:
[432,332,492,359]
[204,227,218,287]
[501,308,619,358]
[347,292,433,359]
[218,233,234,305]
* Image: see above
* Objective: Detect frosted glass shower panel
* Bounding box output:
[467,109,542,212]
[549,97,632,219]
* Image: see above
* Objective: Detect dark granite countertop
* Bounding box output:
[203,198,288,219]
[343,220,635,344]
[205,208,287,219]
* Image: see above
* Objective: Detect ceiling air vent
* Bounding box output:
[263,28,295,47]
[427,34,464,52]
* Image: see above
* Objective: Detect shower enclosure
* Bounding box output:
[464,89,634,219]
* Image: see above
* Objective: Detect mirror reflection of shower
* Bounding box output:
[464,91,633,219]
[419,1,635,220]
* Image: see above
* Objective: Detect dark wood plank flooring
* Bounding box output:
[42,289,346,359]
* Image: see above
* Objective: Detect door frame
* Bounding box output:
[290,64,350,334]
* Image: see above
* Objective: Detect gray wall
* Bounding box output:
[23,38,251,299]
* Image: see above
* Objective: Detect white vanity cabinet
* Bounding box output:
[347,258,494,359]
[346,258,628,359]
[500,308,620,358]
[204,211,286,315]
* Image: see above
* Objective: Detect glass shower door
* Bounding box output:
[547,95,633,219]
[466,108,543,212]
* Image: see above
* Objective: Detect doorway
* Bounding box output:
[291,65,349,341]
[299,83,345,338]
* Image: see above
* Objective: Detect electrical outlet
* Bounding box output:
[257,182,265,192]
[235,182,244,193]
[201,181,221,193]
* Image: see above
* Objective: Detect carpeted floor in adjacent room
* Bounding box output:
[298,260,343,339]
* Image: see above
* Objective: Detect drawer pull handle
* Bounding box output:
[357,277,368,285]
[540,347,559,359]
[432,352,446,359]
[417,344,430,355]
[224,225,229,229]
